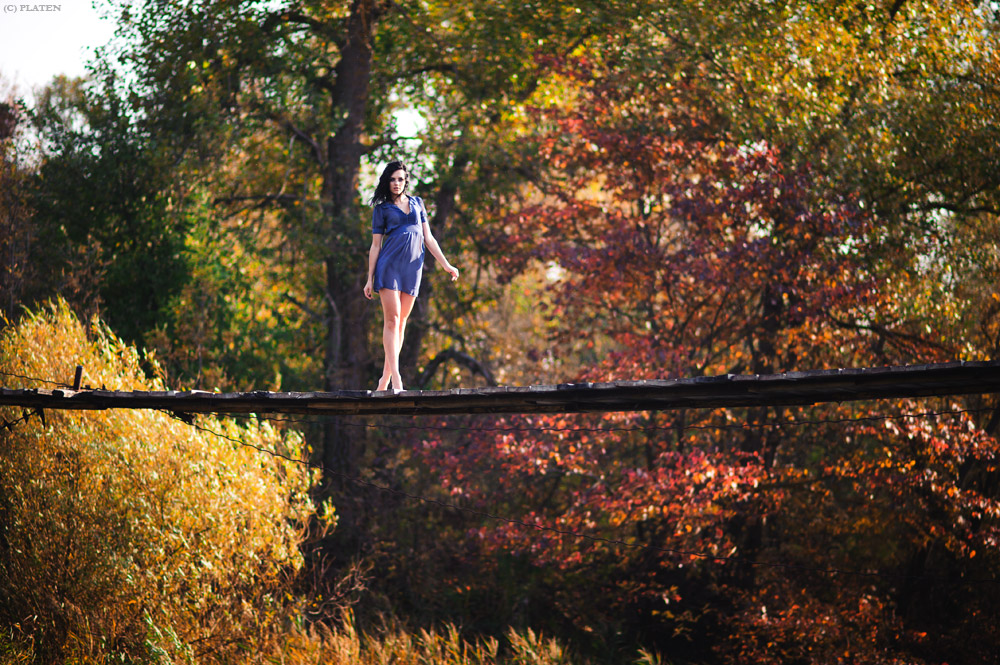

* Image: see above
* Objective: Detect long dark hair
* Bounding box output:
[369,161,408,206]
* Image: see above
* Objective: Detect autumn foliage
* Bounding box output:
[0,302,316,661]
[417,58,1000,663]
[2,0,999,663]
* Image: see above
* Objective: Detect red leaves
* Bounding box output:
[416,52,1000,663]
[494,63,880,378]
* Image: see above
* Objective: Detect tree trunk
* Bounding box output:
[319,0,382,515]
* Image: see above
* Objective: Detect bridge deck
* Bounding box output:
[2,361,999,416]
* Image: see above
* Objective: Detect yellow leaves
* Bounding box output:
[0,300,316,657]
[318,498,338,530]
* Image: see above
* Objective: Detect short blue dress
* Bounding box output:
[372,195,427,297]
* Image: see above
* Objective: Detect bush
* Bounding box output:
[0,301,316,662]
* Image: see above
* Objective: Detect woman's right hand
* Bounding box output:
[363,277,374,300]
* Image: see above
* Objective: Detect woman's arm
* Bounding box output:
[363,234,383,299]
[422,222,459,281]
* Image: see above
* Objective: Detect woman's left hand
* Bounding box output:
[445,264,459,281]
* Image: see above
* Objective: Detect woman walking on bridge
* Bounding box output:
[363,161,459,392]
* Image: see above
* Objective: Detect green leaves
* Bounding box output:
[25,76,190,347]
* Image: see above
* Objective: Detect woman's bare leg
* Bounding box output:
[397,291,417,367]
[378,289,418,391]
[377,289,400,390]
[377,358,392,391]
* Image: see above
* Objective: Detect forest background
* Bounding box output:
[2,0,1000,663]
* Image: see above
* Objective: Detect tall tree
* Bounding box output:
[420,55,1000,660]
[20,76,189,344]
[89,1,656,556]
[406,4,1000,656]
[0,95,33,323]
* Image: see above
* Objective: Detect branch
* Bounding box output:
[912,201,1000,216]
[361,136,396,155]
[213,193,300,209]
[389,63,459,83]
[283,293,325,324]
[273,116,325,166]
[269,9,343,41]
[414,348,497,389]
[212,193,301,220]
[827,314,955,353]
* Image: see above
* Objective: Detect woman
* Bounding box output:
[363,161,459,392]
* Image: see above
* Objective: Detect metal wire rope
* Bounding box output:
[0,369,67,388]
[234,405,995,435]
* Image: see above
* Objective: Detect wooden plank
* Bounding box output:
[0,361,999,416]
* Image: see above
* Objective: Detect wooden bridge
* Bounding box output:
[2,361,999,417]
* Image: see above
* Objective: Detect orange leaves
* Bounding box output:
[0,301,315,659]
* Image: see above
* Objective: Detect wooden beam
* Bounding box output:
[2,361,999,417]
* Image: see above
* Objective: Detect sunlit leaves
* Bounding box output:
[0,301,315,659]
[415,17,1000,659]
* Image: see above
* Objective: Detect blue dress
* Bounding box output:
[372,195,426,297]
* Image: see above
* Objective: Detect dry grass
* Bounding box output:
[269,614,583,665]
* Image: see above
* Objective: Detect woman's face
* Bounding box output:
[388,169,407,199]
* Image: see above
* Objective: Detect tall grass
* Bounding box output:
[273,614,584,665]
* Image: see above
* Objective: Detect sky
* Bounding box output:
[0,0,117,96]
[0,0,425,146]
